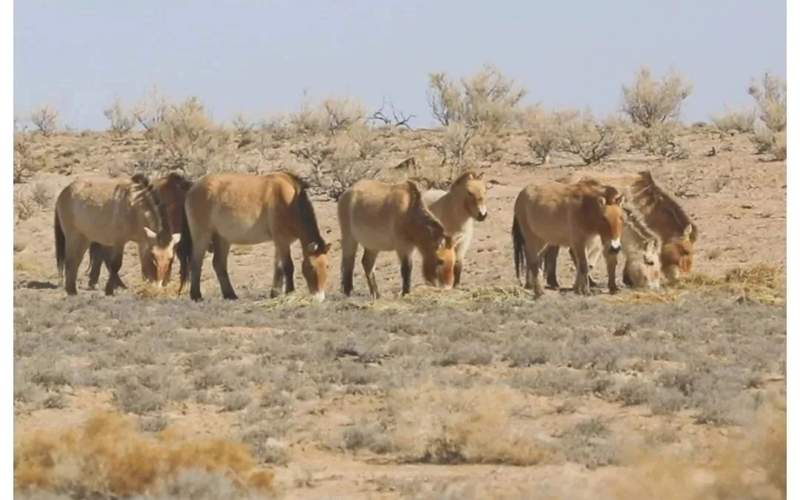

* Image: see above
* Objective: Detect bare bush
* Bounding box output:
[132,86,169,132]
[13,132,41,184]
[369,98,414,128]
[30,105,59,136]
[747,73,786,161]
[622,67,692,128]
[290,123,380,200]
[423,122,477,177]
[710,108,755,133]
[517,106,572,165]
[628,122,688,160]
[103,98,136,136]
[427,65,526,133]
[291,97,366,136]
[15,184,51,224]
[561,111,621,164]
[748,72,786,132]
[139,96,231,175]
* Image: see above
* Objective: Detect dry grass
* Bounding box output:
[15,411,274,498]
[609,402,785,500]
[389,384,553,465]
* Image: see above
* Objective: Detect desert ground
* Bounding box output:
[13,125,785,499]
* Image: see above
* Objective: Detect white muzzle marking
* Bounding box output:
[609,239,622,252]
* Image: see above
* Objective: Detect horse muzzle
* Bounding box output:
[609,239,622,254]
[476,208,488,222]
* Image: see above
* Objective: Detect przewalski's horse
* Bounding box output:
[553,205,662,290]
[546,171,697,283]
[87,172,193,289]
[512,180,625,298]
[178,172,331,302]
[338,179,458,299]
[54,174,181,295]
[422,171,488,287]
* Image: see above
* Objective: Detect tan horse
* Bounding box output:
[512,180,625,297]
[87,172,193,289]
[338,179,458,299]
[422,171,488,287]
[550,171,697,282]
[54,174,181,295]
[179,172,331,301]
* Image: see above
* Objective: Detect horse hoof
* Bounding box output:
[269,289,280,299]
[223,293,238,300]
[190,293,203,302]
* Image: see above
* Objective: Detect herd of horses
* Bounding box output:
[51,167,697,302]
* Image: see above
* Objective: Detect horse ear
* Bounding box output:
[475,171,485,180]
[170,233,182,247]
[144,227,157,240]
[615,194,625,206]
[596,196,607,208]
[683,224,693,240]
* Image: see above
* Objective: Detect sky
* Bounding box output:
[14,0,786,130]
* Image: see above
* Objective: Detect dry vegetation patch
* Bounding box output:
[15,411,275,498]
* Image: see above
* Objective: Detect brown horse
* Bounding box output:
[87,172,193,289]
[547,171,697,283]
[338,179,458,299]
[54,174,181,295]
[422,171,488,287]
[512,180,625,297]
[179,172,331,301]
[546,204,662,290]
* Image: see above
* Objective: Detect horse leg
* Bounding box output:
[340,236,358,296]
[189,233,211,302]
[362,249,380,299]
[571,244,591,295]
[603,245,620,294]
[453,258,463,288]
[398,252,412,296]
[543,245,560,289]
[622,263,633,287]
[64,234,90,296]
[104,246,125,296]
[278,243,295,295]
[523,239,544,298]
[211,236,237,300]
[87,243,105,290]
[270,251,285,298]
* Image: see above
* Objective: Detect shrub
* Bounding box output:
[290,123,380,200]
[29,105,59,136]
[628,122,688,160]
[748,73,786,161]
[103,98,136,136]
[517,106,570,165]
[424,122,477,175]
[561,111,621,164]
[138,95,230,175]
[748,72,786,132]
[621,67,692,128]
[13,133,42,184]
[15,183,52,224]
[291,96,365,136]
[710,108,755,133]
[427,65,526,133]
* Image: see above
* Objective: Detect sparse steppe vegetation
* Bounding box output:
[14,65,785,497]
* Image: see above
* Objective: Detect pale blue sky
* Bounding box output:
[15,1,785,130]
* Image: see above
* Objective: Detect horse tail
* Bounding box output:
[54,211,65,279]
[512,214,525,282]
[176,204,193,293]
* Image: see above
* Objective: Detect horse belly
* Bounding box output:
[212,210,272,245]
[350,225,399,252]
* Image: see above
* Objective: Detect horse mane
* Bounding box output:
[283,172,326,249]
[130,174,169,242]
[633,171,698,242]
[406,180,445,234]
[161,172,193,192]
[623,204,660,246]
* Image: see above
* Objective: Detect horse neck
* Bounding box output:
[291,190,325,250]
[437,189,472,229]
[403,205,439,250]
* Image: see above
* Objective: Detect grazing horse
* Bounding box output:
[549,205,662,290]
[512,180,625,298]
[54,174,181,295]
[422,170,488,287]
[338,179,458,299]
[87,172,193,289]
[179,172,331,301]
[545,171,697,284]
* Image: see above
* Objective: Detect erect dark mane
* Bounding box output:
[406,180,444,233]
[633,171,698,242]
[285,172,326,248]
[130,174,169,242]
[161,172,193,192]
